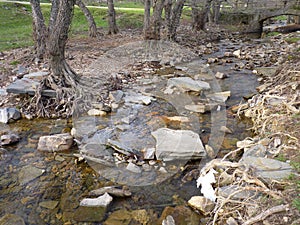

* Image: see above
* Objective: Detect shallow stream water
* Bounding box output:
[0,39,259,224]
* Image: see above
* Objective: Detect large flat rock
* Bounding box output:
[152,128,206,161]
[6,78,56,97]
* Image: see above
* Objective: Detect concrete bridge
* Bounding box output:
[223,0,300,33]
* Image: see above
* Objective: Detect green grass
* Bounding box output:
[0,3,33,51]
[0,2,144,52]
[284,37,300,44]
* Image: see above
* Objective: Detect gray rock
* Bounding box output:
[1,133,20,145]
[218,185,258,200]
[143,147,155,160]
[107,139,140,156]
[207,91,231,102]
[0,88,7,96]
[167,77,210,92]
[37,133,73,152]
[89,186,131,197]
[0,214,25,225]
[243,144,267,158]
[80,143,114,167]
[109,90,124,103]
[185,104,207,113]
[240,156,293,181]
[0,107,21,124]
[74,206,106,222]
[215,72,228,79]
[18,165,45,185]
[126,162,142,173]
[188,196,215,216]
[124,92,155,105]
[152,128,206,161]
[6,78,56,97]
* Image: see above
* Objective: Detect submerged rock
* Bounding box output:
[167,77,210,92]
[37,133,73,152]
[18,165,45,185]
[0,214,25,225]
[89,186,131,197]
[152,128,206,161]
[0,107,21,124]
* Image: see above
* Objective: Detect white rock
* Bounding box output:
[236,139,254,148]
[220,126,233,134]
[80,193,113,207]
[215,72,228,79]
[143,148,155,160]
[233,49,241,58]
[185,104,207,113]
[207,91,231,102]
[87,109,107,116]
[167,77,210,92]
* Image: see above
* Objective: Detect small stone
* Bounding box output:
[233,49,241,58]
[38,133,73,152]
[39,200,59,209]
[1,133,20,145]
[159,167,168,173]
[126,162,142,173]
[109,90,124,103]
[207,91,231,102]
[215,72,228,79]
[143,148,155,160]
[87,109,107,116]
[0,107,21,124]
[54,155,65,162]
[220,126,233,134]
[226,217,238,225]
[188,196,215,216]
[23,71,48,80]
[162,215,175,225]
[80,193,113,207]
[205,145,215,159]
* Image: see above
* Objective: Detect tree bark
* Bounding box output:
[143,0,151,35]
[144,0,165,40]
[76,0,97,37]
[30,0,47,60]
[107,0,119,34]
[47,0,78,87]
[167,0,186,41]
[191,0,212,31]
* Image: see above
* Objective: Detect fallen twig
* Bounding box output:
[242,204,289,225]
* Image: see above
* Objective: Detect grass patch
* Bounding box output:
[284,37,300,44]
[266,31,280,37]
[0,2,144,51]
[0,3,33,51]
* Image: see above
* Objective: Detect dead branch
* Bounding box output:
[242,204,289,225]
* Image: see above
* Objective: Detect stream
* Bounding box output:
[0,38,259,224]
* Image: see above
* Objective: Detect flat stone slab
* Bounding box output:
[6,78,56,97]
[240,156,293,181]
[152,128,206,161]
[167,77,210,92]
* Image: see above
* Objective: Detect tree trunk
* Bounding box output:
[211,0,221,23]
[30,0,47,60]
[107,0,119,34]
[143,0,151,35]
[47,0,78,87]
[191,0,212,31]
[144,0,165,40]
[167,0,186,41]
[76,0,97,37]
[164,0,172,29]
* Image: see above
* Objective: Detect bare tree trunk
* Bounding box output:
[76,0,97,37]
[167,0,186,41]
[144,0,165,40]
[107,0,119,34]
[47,0,78,87]
[164,0,172,29]
[212,0,221,23]
[49,0,59,32]
[191,0,212,31]
[143,0,151,35]
[30,0,47,61]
